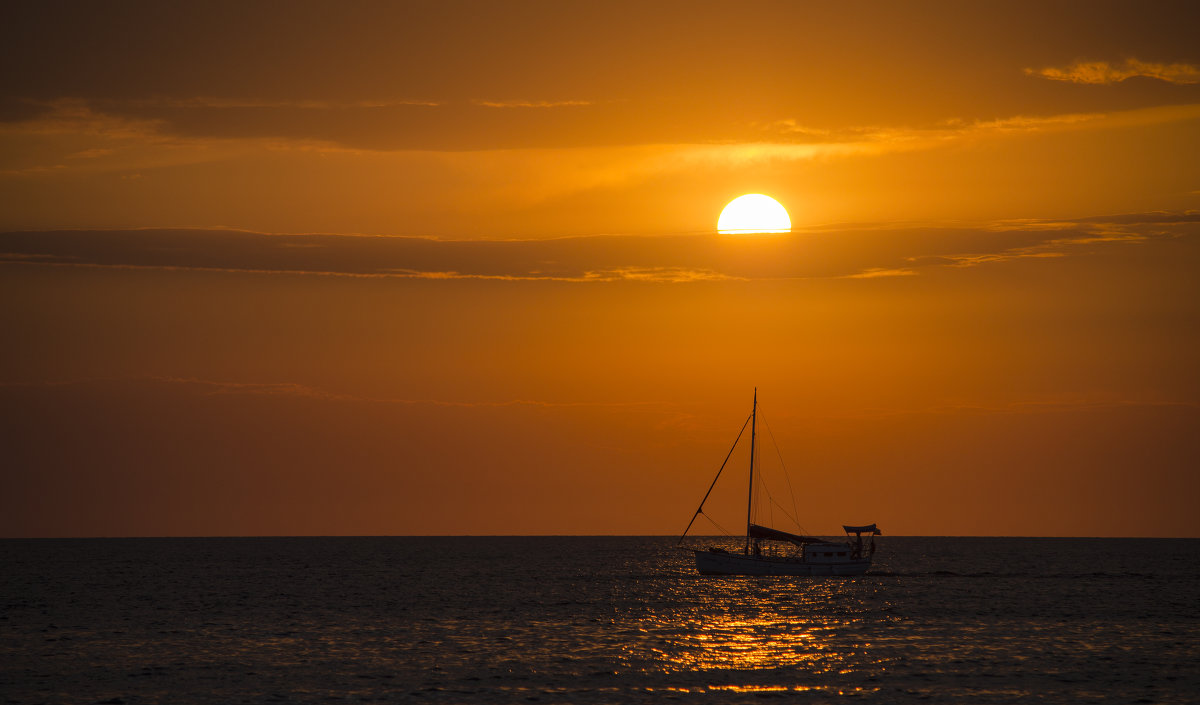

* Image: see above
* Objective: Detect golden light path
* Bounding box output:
[717,194,792,234]
[611,571,894,697]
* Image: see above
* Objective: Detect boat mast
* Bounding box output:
[744,387,757,555]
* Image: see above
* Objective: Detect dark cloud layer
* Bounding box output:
[89,100,768,152]
[5,2,1198,150]
[1,214,1194,282]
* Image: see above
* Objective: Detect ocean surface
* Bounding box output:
[2,537,1198,704]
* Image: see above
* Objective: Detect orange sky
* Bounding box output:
[2,1,1198,537]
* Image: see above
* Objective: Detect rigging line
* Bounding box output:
[768,496,803,529]
[761,412,803,533]
[700,511,733,538]
[677,412,753,545]
[754,427,785,529]
[758,453,777,525]
[756,427,774,527]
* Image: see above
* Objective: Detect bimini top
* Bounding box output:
[843,524,882,535]
[748,523,826,545]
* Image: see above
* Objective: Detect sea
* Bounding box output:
[2,537,1198,704]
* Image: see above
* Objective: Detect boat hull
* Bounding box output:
[693,549,871,576]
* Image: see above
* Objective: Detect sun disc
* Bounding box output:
[717,194,791,234]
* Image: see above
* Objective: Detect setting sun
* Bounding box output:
[717,194,792,234]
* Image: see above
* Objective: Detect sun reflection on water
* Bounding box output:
[615,575,896,693]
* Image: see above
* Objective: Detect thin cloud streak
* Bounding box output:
[1026,58,1200,85]
[472,100,594,108]
[0,254,740,284]
[843,267,919,279]
[0,376,675,411]
[128,97,443,109]
[755,104,1200,157]
[916,214,1199,268]
[8,376,1190,427]
[831,398,1200,422]
[384,266,740,283]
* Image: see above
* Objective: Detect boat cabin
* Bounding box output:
[804,543,854,562]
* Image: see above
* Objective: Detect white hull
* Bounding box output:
[693,549,871,576]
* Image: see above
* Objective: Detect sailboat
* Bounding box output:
[680,389,881,576]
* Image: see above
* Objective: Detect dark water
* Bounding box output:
[2,537,1198,704]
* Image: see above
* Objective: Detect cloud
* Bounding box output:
[0,376,673,412]
[66,147,115,159]
[1069,211,1200,225]
[843,267,918,279]
[839,397,1200,422]
[912,213,1200,268]
[758,105,1200,153]
[0,228,762,282]
[123,98,442,109]
[3,95,1197,198]
[928,250,1067,267]
[9,89,1197,164]
[0,99,281,177]
[472,100,593,109]
[2,214,1195,283]
[580,266,739,283]
[758,114,1102,147]
[1025,58,1200,85]
[387,265,738,283]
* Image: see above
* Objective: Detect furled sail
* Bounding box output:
[747,523,824,545]
[843,524,881,535]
